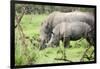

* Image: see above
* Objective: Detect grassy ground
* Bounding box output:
[15,14,94,66]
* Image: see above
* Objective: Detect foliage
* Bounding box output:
[15,14,94,65]
[15,4,95,14]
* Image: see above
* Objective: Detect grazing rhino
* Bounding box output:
[40,11,94,50]
[48,22,94,48]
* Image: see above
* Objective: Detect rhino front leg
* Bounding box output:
[63,37,70,48]
[61,37,71,61]
[40,40,46,50]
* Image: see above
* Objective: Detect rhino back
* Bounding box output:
[52,11,94,28]
[62,22,91,40]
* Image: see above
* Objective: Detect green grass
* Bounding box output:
[15,14,94,65]
[20,14,47,37]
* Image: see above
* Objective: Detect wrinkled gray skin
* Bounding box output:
[40,11,94,50]
[48,22,94,48]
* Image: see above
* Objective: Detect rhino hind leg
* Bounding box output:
[80,37,94,61]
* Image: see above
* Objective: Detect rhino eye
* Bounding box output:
[51,31,54,35]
